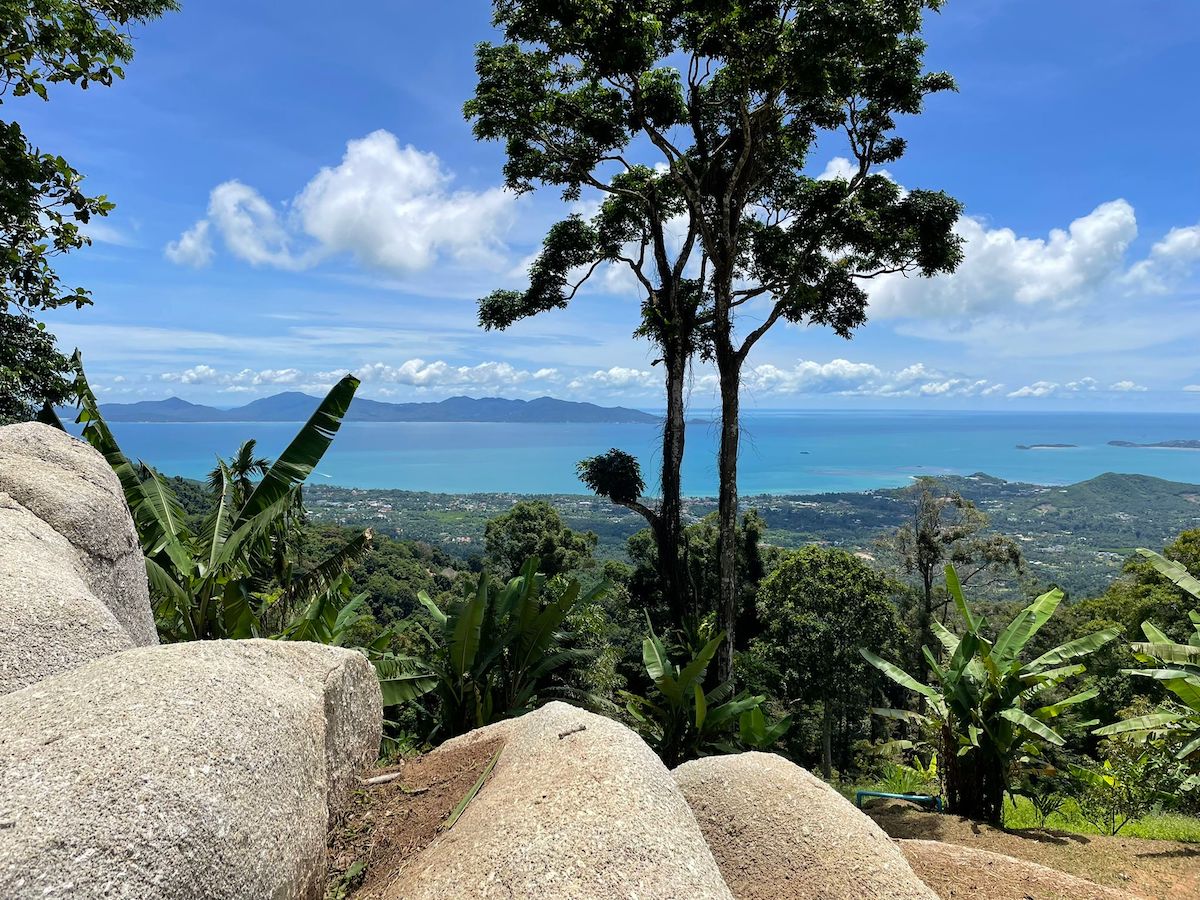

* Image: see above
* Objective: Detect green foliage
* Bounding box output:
[1095,549,1200,788]
[0,311,70,423]
[620,623,779,767]
[577,449,645,506]
[863,564,1119,823]
[1001,794,1200,841]
[879,753,939,796]
[1069,737,1177,835]
[0,2,176,409]
[879,479,1023,678]
[754,546,905,775]
[484,499,596,579]
[385,558,606,742]
[72,356,368,641]
[1012,765,1070,828]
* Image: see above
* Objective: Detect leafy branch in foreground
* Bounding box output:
[863,564,1119,824]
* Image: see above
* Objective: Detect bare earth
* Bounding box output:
[867,802,1200,900]
[326,736,503,899]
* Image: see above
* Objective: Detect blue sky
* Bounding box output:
[17,0,1200,410]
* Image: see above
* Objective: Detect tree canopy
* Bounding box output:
[484,499,597,579]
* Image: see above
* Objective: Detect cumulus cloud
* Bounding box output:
[872,200,1139,318]
[160,366,306,387]
[356,359,558,390]
[567,366,658,392]
[700,358,1003,399]
[1007,381,1059,398]
[1006,377,1150,398]
[166,131,514,274]
[1124,223,1200,294]
[164,220,214,267]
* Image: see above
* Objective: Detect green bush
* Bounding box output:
[380,558,606,743]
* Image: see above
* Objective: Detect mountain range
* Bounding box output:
[94,393,660,425]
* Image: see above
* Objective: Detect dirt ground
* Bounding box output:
[326,736,503,899]
[867,801,1200,900]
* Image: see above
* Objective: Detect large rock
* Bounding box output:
[673,752,937,900]
[0,640,382,899]
[898,840,1136,900]
[0,493,134,694]
[0,422,157,645]
[388,702,733,900]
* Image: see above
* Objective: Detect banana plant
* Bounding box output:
[71,353,368,641]
[621,623,771,767]
[1094,549,1200,787]
[382,558,606,741]
[862,564,1119,824]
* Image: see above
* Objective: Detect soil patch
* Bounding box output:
[326,736,504,899]
[900,839,1133,899]
[867,803,1200,900]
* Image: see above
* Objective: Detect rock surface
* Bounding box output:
[898,839,1137,900]
[0,493,134,694]
[0,422,157,646]
[0,640,382,900]
[673,752,937,900]
[387,701,733,900]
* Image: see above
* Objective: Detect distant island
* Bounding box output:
[95,393,661,425]
[1109,439,1200,450]
[1016,443,1078,450]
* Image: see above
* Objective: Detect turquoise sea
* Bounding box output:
[77,410,1200,496]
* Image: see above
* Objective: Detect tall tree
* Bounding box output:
[466,1,964,677]
[881,478,1023,679]
[755,545,903,779]
[0,0,176,417]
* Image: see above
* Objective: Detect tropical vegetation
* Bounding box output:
[378,558,607,742]
[863,565,1119,823]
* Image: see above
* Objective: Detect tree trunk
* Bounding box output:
[715,353,741,682]
[942,724,1006,824]
[821,698,833,780]
[656,337,690,628]
[915,570,934,683]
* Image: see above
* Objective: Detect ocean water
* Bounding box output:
[73,410,1200,496]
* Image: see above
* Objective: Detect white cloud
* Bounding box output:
[1008,381,1059,398]
[161,364,220,384]
[205,181,307,269]
[164,220,214,267]
[872,200,1139,318]
[1124,223,1200,293]
[166,131,515,274]
[294,131,514,271]
[160,366,306,387]
[706,358,1003,399]
[567,366,658,392]
[356,359,558,391]
[1007,377,1149,398]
